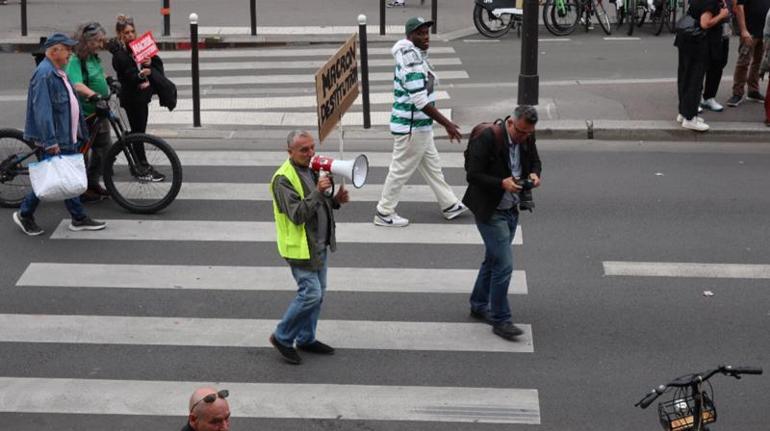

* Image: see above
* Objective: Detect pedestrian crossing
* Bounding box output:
[1,146,540,427]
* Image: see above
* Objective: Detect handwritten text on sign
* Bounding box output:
[315,35,359,143]
[129,32,159,64]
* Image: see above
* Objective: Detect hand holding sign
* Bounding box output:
[129,31,159,65]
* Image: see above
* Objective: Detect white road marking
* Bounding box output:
[160,47,456,59]
[162,57,462,72]
[603,37,641,41]
[0,314,534,353]
[198,25,404,35]
[50,220,524,245]
[0,377,541,424]
[147,109,452,126]
[603,261,770,279]
[17,263,528,294]
[171,71,470,86]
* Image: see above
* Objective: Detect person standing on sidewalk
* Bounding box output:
[269,130,349,365]
[463,106,541,341]
[701,0,733,112]
[726,0,770,106]
[12,33,106,236]
[67,22,112,202]
[374,16,467,227]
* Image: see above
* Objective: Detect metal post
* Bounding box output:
[162,0,171,36]
[379,0,386,35]
[358,15,371,129]
[250,0,257,36]
[21,0,28,37]
[190,13,201,127]
[431,0,437,34]
[517,0,539,105]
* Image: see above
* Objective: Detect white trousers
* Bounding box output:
[376,130,458,215]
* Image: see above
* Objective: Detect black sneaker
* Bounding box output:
[68,216,106,231]
[470,309,494,326]
[269,334,302,364]
[134,165,165,182]
[12,211,43,236]
[747,91,765,102]
[726,94,743,107]
[297,340,335,355]
[492,323,524,341]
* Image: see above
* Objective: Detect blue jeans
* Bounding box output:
[20,152,86,221]
[274,249,328,347]
[470,209,519,325]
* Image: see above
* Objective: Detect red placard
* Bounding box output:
[129,32,159,64]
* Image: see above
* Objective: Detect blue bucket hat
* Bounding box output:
[43,32,78,49]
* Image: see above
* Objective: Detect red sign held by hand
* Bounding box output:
[129,32,159,64]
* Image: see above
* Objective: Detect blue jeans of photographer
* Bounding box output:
[20,152,86,221]
[470,208,518,325]
[274,249,328,347]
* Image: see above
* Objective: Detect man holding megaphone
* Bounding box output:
[268,130,349,365]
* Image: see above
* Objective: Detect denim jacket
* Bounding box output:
[24,58,88,152]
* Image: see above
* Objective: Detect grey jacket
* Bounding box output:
[272,161,339,270]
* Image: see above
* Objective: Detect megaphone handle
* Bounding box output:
[319,170,334,198]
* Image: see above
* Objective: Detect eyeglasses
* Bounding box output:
[190,389,229,412]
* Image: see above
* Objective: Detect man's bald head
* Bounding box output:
[188,387,231,431]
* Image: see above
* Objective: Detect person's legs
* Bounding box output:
[732,38,754,97]
[376,134,426,215]
[470,210,516,324]
[86,121,111,189]
[682,54,707,120]
[703,38,729,100]
[765,78,770,123]
[64,196,87,221]
[414,130,459,210]
[296,250,328,346]
[747,37,765,96]
[274,263,325,347]
[125,102,149,134]
[19,191,40,219]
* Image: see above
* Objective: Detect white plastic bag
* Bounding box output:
[29,153,88,201]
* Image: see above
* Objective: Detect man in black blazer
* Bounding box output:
[462,105,542,341]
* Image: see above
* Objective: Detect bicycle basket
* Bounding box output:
[658,394,716,431]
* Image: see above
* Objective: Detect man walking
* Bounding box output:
[374,16,467,228]
[269,130,349,365]
[182,387,230,431]
[462,106,542,341]
[12,33,106,236]
[727,0,770,106]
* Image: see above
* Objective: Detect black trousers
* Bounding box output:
[677,40,708,120]
[124,101,149,134]
[703,38,730,100]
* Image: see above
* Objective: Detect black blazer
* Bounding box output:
[462,124,542,223]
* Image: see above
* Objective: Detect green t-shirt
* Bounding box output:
[65,54,109,116]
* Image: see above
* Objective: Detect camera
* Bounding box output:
[515,177,535,212]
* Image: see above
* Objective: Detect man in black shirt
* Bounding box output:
[727,0,770,105]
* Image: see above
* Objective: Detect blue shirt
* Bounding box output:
[496,125,522,210]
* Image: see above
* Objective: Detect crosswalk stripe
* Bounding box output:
[147,109,452,126]
[0,314,534,353]
[118,182,466,202]
[50,220,524,245]
[160,47,457,59]
[0,377,541,424]
[163,58,462,72]
[151,150,466,168]
[603,261,770,279]
[149,91,450,111]
[16,263,528,295]
[171,71,470,86]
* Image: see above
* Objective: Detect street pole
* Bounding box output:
[21,0,28,37]
[190,13,201,128]
[431,0,437,34]
[162,0,171,36]
[358,14,371,129]
[379,0,386,35]
[517,0,539,106]
[250,0,257,36]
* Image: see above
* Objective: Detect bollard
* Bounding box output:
[379,0,386,35]
[431,0,437,34]
[517,0,539,105]
[358,15,371,129]
[21,0,28,37]
[162,0,171,36]
[250,0,257,36]
[190,13,201,127]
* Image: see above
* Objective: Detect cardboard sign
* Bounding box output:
[129,32,159,64]
[315,35,359,143]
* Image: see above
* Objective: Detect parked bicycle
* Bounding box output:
[473,0,523,38]
[616,0,651,35]
[0,78,182,214]
[543,0,612,36]
[651,0,680,35]
[636,364,763,430]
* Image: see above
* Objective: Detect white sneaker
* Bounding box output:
[681,118,709,131]
[442,202,468,220]
[700,98,724,112]
[677,114,705,123]
[374,211,409,227]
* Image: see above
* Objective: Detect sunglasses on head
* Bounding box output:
[190,389,229,412]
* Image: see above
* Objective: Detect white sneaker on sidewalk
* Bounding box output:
[374,211,409,227]
[681,118,709,131]
[700,98,724,112]
[442,202,468,220]
[676,114,705,123]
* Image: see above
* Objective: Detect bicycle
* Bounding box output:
[543,0,612,36]
[0,79,182,214]
[635,364,763,430]
[652,0,679,35]
[616,0,649,35]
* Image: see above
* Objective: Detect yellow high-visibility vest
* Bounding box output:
[271,159,310,260]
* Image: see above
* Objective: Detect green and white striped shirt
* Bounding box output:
[390,39,437,135]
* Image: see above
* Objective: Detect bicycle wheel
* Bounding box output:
[594,0,612,34]
[0,128,37,208]
[626,0,637,35]
[543,0,580,36]
[473,4,514,38]
[103,133,182,214]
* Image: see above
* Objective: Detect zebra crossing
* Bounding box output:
[147,43,469,128]
[0,146,543,427]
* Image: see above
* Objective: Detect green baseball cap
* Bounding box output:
[405,16,433,35]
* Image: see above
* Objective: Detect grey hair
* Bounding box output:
[286,130,313,148]
[513,105,538,124]
[73,22,106,59]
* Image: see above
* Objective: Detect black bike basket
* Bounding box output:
[657,394,717,431]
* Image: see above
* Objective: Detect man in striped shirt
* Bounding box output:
[374,16,468,227]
